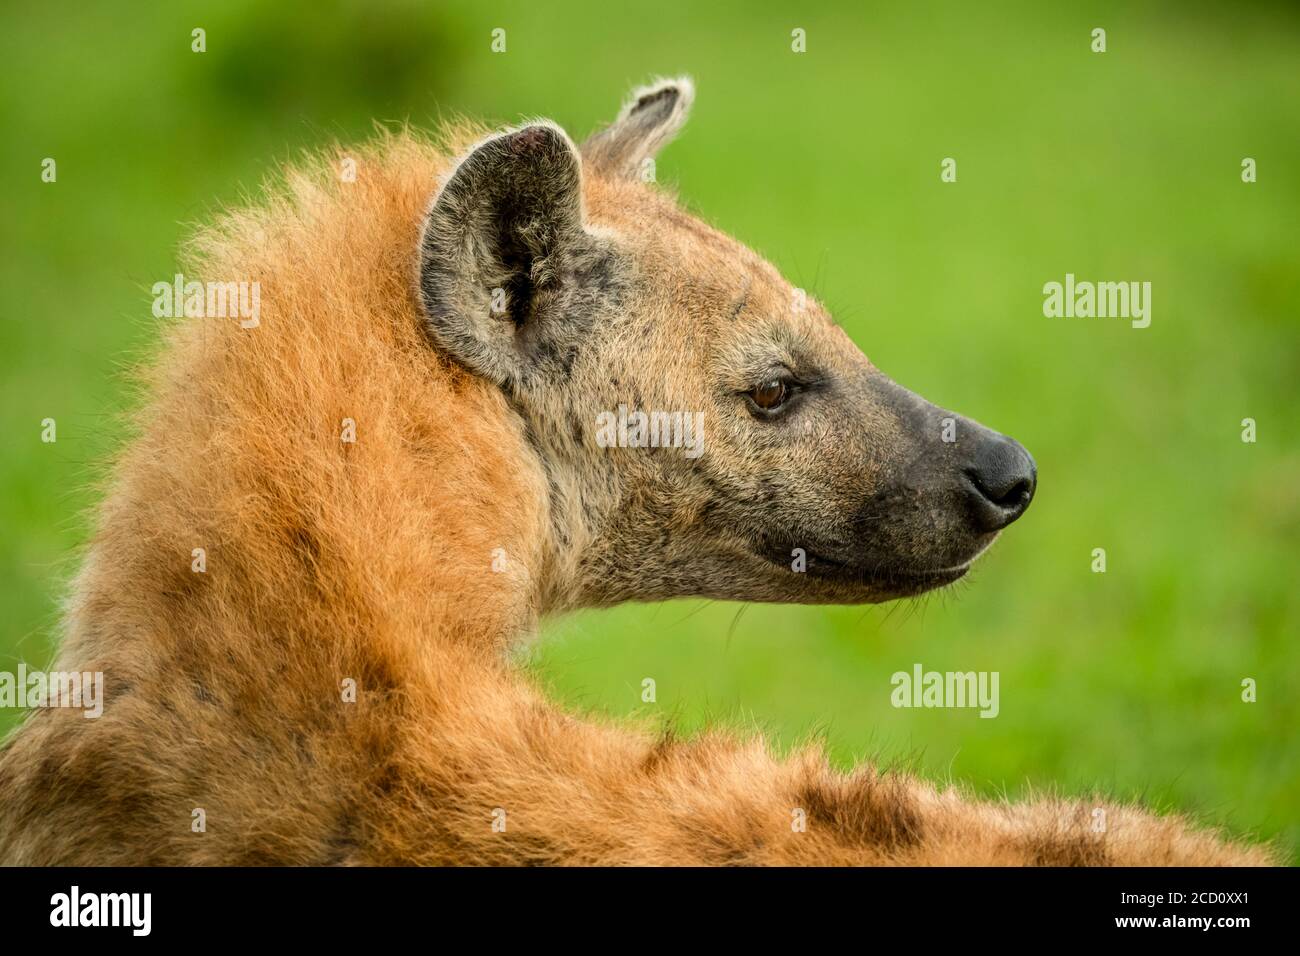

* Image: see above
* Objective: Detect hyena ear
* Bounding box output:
[581,76,694,180]
[419,123,608,388]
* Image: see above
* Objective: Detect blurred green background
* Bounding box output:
[1,1,1296,858]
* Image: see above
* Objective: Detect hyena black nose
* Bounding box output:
[963,435,1037,531]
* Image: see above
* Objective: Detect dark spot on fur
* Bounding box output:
[371,762,402,798]
[287,522,323,573]
[290,553,328,602]
[641,728,679,775]
[356,651,402,699]
[1019,829,1110,867]
[159,552,206,607]
[33,752,62,794]
[559,344,578,379]
[501,831,567,866]
[24,742,161,853]
[319,806,360,865]
[293,730,314,765]
[672,799,768,865]
[796,772,924,850]
[728,293,749,322]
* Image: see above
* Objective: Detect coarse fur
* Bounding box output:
[0,80,1274,865]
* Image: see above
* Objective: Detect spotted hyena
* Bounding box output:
[0,79,1271,865]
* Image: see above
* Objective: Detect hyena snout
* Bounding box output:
[864,372,1037,570]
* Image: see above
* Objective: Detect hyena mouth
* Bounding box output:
[757,540,971,598]
[804,551,970,596]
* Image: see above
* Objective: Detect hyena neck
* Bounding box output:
[509,407,630,616]
[66,131,574,663]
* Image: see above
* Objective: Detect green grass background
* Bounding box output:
[1,1,1296,857]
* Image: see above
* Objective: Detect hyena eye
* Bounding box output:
[747,378,791,415]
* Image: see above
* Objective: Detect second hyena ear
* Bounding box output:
[419,123,608,388]
[582,76,694,180]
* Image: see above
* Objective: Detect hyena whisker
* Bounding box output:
[724,604,750,648]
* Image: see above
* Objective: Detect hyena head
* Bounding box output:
[419,78,1035,610]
